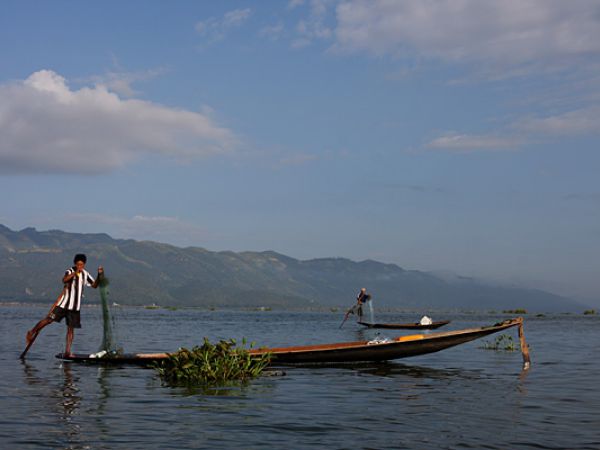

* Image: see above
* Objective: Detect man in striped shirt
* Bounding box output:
[24,253,103,356]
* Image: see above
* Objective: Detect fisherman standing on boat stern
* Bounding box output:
[355,287,372,322]
[22,254,103,358]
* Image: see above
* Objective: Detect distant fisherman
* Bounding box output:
[355,287,372,321]
[21,254,103,358]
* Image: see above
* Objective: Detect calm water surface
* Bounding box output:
[1,306,599,449]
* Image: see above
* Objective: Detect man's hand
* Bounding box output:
[98,266,104,274]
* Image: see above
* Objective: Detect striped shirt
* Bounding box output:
[57,267,95,311]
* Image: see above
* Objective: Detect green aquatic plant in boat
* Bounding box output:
[153,338,271,387]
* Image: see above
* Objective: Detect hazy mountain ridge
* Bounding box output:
[0,225,586,311]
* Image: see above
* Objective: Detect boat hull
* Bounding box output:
[357,320,450,330]
[56,318,524,365]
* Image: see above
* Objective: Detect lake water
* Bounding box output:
[1,305,599,449]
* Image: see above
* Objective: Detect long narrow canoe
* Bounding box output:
[357,320,450,330]
[56,318,530,367]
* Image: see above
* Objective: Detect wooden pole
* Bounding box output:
[517,317,531,370]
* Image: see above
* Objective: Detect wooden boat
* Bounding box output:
[56,317,530,368]
[357,320,450,330]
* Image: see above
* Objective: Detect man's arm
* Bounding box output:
[62,269,77,284]
[91,266,104,288]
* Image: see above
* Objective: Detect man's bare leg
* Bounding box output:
[20,317,53,359]
[26,317,53,344]
[65,326,74,356]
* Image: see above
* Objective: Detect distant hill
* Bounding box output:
[0,224,586,312]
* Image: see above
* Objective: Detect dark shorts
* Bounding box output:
[49,307,81,328]
[349,304,363,316]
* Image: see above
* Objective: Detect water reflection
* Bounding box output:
[20,361,83,449]
[58,364,82,443]
[20,359,43,386]
[90,366,115,444]
[95,366,112,413]
[275,360,471,380]
[517,366,530,394]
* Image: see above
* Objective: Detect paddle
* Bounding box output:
[19,287,66,359]
[339,309,352,329]
[339,304,360,329]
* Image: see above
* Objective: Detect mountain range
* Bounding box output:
[0,224,586,312]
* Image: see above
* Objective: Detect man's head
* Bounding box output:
[73,254,87,271]
[361,288,366,292]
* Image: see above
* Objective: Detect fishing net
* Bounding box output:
[98,276,121,353]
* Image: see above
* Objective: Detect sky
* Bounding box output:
[1,1,599,305]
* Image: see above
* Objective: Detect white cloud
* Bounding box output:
[292,0,334,48]
[223,8,252,27]
[427,105,600,152]
[427,133,520,152]
[65,213,210,246]
[195,8,251,42]
[288,0,305,9]
[334,0,600,74]
[0,70,237,174]
[517,106,600,136]
[88,67,167,98]
[259,22,285,41]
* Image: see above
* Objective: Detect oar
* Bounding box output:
[19,287,66,359]
[339,306,355,329]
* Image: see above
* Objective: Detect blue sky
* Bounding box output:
[1,1,599,304]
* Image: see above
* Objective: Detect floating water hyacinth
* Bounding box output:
[480,333,518,351]
[153,338,271,387]
[503,309,528,314]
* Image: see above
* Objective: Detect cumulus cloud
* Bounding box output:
[195,8,252,42]
[88,67,167,98]
[0,70,237,174]
[334,0,600,74]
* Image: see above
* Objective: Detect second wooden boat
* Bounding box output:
[357,320,450,330]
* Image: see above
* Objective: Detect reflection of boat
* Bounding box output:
[358,320,450,330]
[57,318,530,368]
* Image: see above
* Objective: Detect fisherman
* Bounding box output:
[22,254,103,358]
[355,287,372,322]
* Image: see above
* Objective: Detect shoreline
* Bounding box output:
[0,301,589,315]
